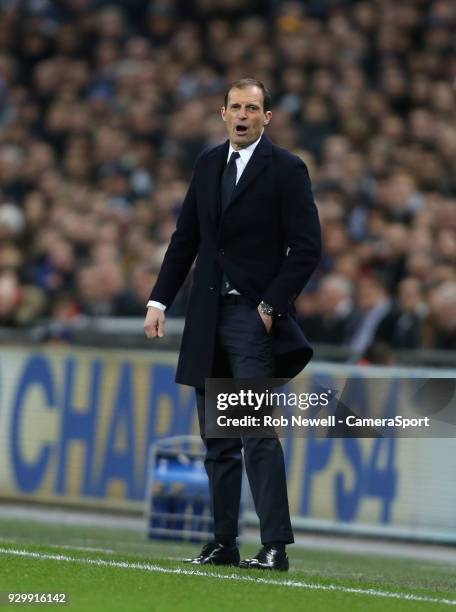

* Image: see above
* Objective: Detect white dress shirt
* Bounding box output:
[227,132,263,184]
[147,132,263,310]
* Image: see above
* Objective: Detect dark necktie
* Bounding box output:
[219,151,240,295]
[220,151,240,215]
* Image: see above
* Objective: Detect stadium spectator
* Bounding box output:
[348,276,392,359]
[426,281,456,350]
[0,269,46,325]
[375,277,426,349]
[298,274,358,344]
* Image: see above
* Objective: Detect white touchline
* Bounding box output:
[1,547,455,607]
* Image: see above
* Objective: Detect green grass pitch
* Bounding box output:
[0,517,455,611]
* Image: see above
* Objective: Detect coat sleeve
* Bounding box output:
[261,157,321,315]
[148,161,201,308]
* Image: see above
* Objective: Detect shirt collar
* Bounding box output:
[227,130,263,163]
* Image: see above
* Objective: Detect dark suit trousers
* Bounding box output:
[195,297,294,545]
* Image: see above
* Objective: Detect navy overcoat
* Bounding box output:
[149,134,322,388]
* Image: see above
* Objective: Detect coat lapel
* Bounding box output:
[205,134,273,225]
[206,141,229,228]
[223,133,272,216]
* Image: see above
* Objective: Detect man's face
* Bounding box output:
[221,86,272,149]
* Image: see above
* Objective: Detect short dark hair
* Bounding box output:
[224,78,272,112]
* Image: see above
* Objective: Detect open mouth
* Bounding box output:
[235,124,248,135]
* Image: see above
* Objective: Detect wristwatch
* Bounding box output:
[259,301,274,317]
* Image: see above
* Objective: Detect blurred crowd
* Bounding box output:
[0,0,455,359]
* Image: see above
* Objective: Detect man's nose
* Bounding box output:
[236,107,248,119]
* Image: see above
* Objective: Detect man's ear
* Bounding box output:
[264,110,272,125]
[221,106,226,121]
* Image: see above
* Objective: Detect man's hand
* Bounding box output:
[257,305,273,334]
[144,306,165,338]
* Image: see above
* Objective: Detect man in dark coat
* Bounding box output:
[144,78,321,571]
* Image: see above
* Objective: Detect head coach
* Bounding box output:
[144,78,321,571]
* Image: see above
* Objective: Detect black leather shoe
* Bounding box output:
[184,541,240,566]
[239,546,289,571]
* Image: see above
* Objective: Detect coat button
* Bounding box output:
[219,249,224,255]
[209,286,215,291]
